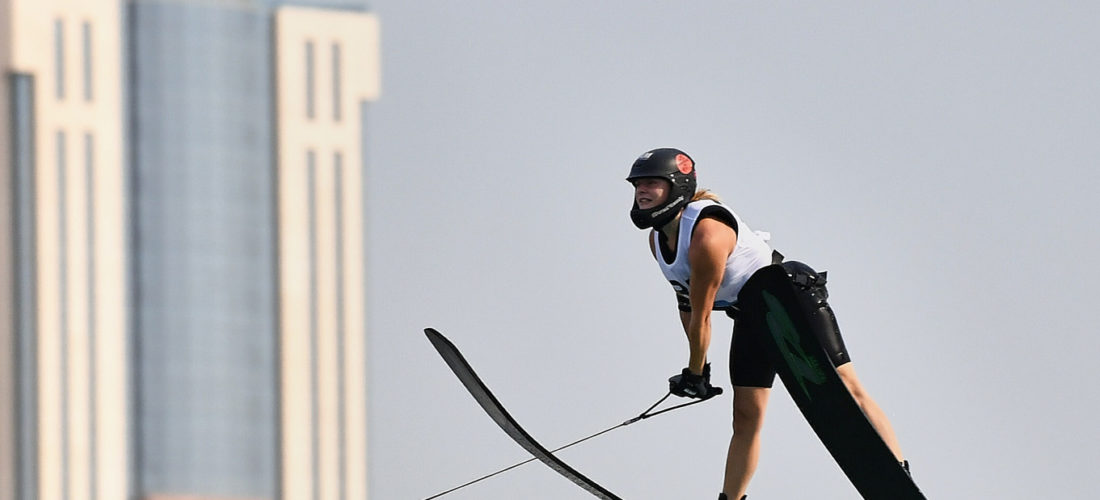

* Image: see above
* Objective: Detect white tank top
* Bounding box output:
[653,200,773,310]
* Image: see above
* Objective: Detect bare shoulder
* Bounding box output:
[692,217,736,243]
[689,218,736,259]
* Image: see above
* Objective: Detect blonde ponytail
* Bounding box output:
[692,189,721,202]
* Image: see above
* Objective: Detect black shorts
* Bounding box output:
[726,262,852,388]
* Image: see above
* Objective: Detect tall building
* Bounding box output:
[0,1,130,500]
[272,7,375,499]
[129,1,378,499]
[128,1,283,497]
[2,1,379,498]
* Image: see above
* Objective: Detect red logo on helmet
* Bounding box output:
[675,154,694,175]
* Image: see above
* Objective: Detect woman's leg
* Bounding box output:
[722,386,770,499]
[835,363,904,461]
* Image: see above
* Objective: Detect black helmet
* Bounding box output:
[626,148,697,229]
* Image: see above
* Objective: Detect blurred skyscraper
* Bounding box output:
[1,1,129,499]
[1,0,379,498]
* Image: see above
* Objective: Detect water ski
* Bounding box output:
[736,264,925,499]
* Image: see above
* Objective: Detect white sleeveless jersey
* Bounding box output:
[653,200,773,311]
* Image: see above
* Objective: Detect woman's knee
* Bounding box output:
[731,388,769,434]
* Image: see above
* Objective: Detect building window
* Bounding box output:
[332,42,342,122]
[82,22,93,102]
[84,132,98,500]
[55,19,65,100]
[84,133,96,328]
[332,150,347,498]
[57,129,72,497]
[305,41,316,120]
[305,149,321,498]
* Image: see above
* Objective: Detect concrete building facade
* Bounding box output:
[2,1,378,498]
[1,1,129,499]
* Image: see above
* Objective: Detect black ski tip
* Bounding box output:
[424,328,452,352]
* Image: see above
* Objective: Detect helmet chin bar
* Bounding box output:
[630,194,687,229]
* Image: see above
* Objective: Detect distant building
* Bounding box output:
[1,1,129,498]
[1,0,379,498]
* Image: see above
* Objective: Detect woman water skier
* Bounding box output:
[626,148,907,500]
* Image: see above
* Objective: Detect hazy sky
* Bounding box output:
[364,2,1100,498]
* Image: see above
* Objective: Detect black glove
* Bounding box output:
[668,363,723,400]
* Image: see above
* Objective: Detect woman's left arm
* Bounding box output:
[684,218,737,375]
